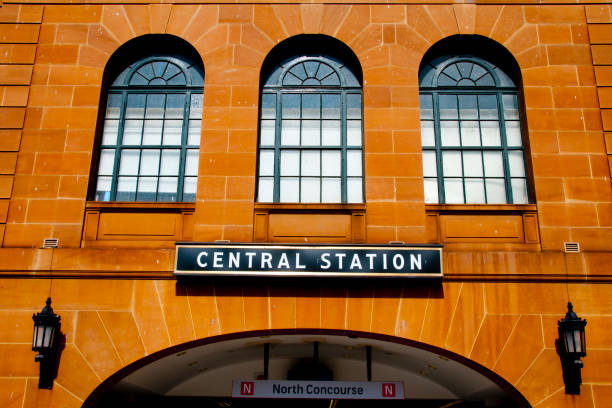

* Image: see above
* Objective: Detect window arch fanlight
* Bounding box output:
[257,54,363,203]
[94,54,204,202]
[419,53,529,205]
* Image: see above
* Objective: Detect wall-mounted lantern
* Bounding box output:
[32,297,61,389]
[557,302,586,395]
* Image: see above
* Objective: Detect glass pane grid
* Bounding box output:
[277,92,351,148]
[440,148,516,204]
[258,62,364,203]
[420,85,529,204]
[276,148,349,203]
[96,86,200,201]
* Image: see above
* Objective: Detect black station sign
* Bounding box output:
[174,244,443,278]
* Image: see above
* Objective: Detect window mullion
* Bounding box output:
[432,91,445,204]
[176,90,191,201]
[340,90,347,203]
[475,93,489,204]
[135,149,143,202]
[516,91,529,203]
[155,93,168,201]
[319,94,323,203]
[460,151,467,204]
[457,95,467,204]
[497,90,514,204]
[359,92,364,203]
[298,93,303,203]
[134,94,150,201]
[319,148,323,204]
[273,90,282,202]
[110,90,128,201]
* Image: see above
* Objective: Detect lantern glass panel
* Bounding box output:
[33,325,43,349]
[44,325,55,348]
[565,330,575,353]
[573,329,583,353]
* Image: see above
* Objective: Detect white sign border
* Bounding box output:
[174,244,443,278]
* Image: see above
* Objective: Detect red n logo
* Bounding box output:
[241,382,254,395]
[382,383,395,397]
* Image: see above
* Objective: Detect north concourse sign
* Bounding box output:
[174,243,443,278]
[232,380,405,399]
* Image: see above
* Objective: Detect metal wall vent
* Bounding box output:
[564,242,580,253]
[42,238,59,249]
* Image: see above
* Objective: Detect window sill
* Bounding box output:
[425,203,540,250]
[425,203,536,212]
[86,201,195,210]
[83,201,195,248]
[254,202,366,211]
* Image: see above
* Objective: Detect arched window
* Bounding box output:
[257,53,363,203]
[420,51,529,204]
[93,54,203,202]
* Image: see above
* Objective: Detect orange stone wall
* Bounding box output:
[0,2,610,408]
[1,269,611,408]
[0,2,609,249]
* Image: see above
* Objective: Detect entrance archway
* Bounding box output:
[82,329,531,408]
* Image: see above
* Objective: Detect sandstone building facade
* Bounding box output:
[0,1,611,407]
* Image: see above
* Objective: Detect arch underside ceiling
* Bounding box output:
[110,333,517,406]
